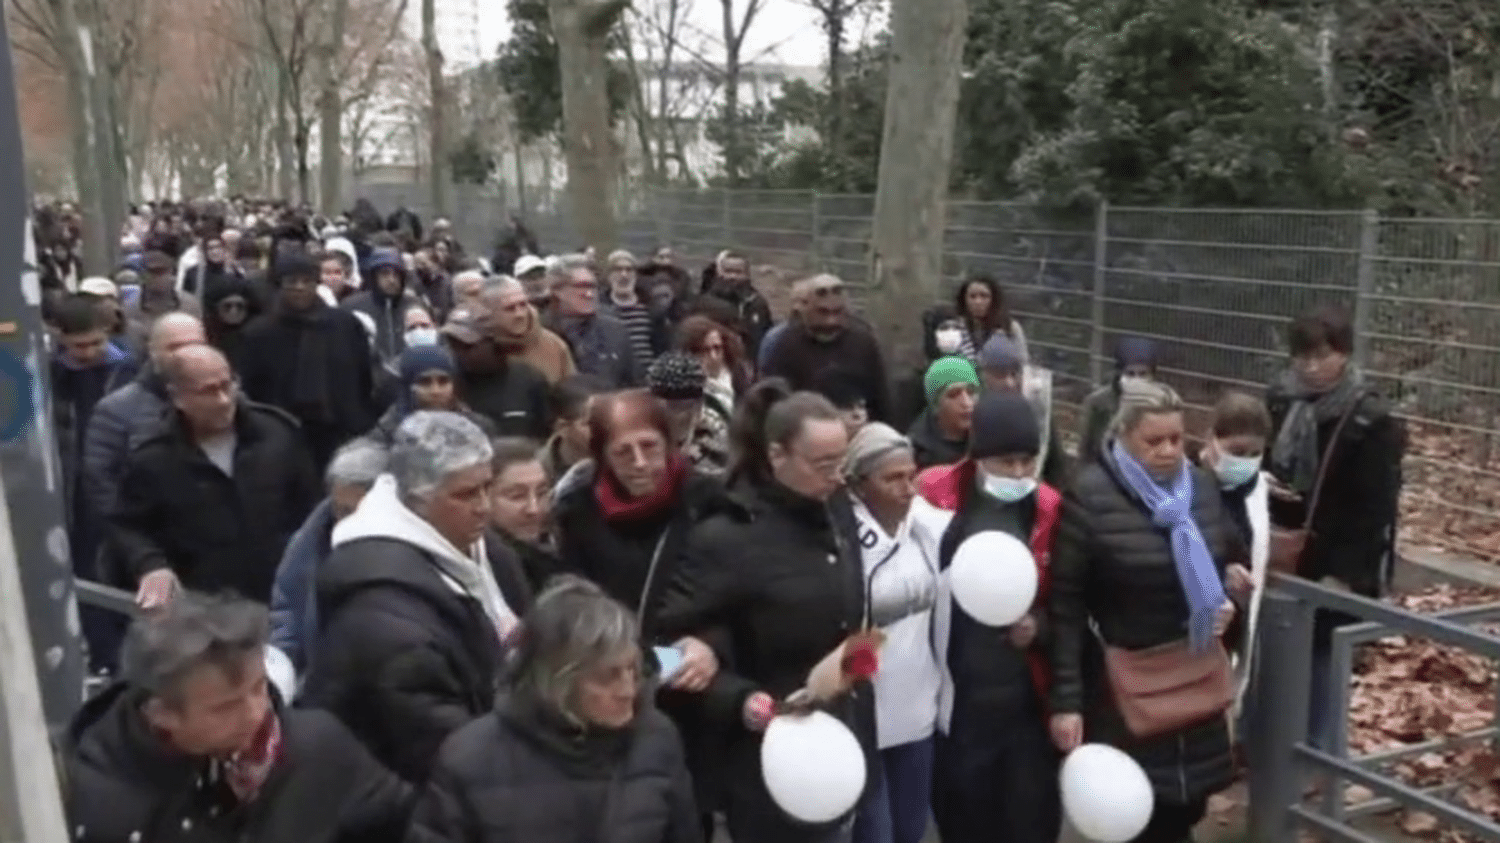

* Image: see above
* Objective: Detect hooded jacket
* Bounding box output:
[342,249,425,361]
[301,475,530,784]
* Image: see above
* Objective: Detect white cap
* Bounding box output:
[79,277,118,297]
[514,254,547,276]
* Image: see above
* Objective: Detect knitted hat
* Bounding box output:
[646,351,706,400]
[979,334,1023,373]
[843,422,912,482]
[270,250,319,288]
[968,392,1040,459]
[923,356,980,406]
[398,343,456,384]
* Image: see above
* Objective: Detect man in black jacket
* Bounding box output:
[64,592,411,843]
[762,274,892,423]
[109,345,320,608]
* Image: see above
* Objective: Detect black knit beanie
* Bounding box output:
[968,391,1040,459]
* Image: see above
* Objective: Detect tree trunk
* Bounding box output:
[421,0,448,216]
[549,0,629,251]
[823,0,845,170]
[56,0,108,273]
[719,0,742,184]
[868,0,967,373]
[318,0,351,212]
[273,79,296,199]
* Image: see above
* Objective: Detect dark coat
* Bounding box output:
[64,683,411,843]
[761,322,891,424]
[1048,448,1237,806]
[654,481,875,843]
[107,401,320,601]
[407,700,701,843]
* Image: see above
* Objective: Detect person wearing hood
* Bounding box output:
[976,334,1070,487]
[914,392,1064,843]
[203,271,260,373]
[1077,336,1159,467]
[110,344,320,608]
[908,356,980,469]
[367,344,497,444]
[269,438,390,672]
[408,576,703,843]
[51,296,139,672]
[439,301,552,439]
[63,592,412,843]
[301,412,531,785]
[343,247,426,362]
[479,275,577,383]
[239,249,379,470]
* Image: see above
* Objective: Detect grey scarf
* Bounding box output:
[1269,364,1366,494]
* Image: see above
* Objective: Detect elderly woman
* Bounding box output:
[843,424,946,843]
[915,392,1063,843]
[551,388,729,833]
[489,437,560,592]
[1049,379,1240,843]
[656,378,872,843]
[269,437,389,672]
[409,577,702,843]
[303,411,530,784]
[647,351,731,477]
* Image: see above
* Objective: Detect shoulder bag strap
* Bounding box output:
[1299,392,1367,529]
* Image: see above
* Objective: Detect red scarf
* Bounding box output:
[222,711,283,803]
[594,455,688,522]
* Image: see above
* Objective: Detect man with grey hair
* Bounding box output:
[476,274,576,383]
[269,437,390,670]
[63,591,411,842]
[303,411,532,784]
[600,248,667,374]
[543,253,639,388]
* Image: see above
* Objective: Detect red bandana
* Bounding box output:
[223,711,282,803]
[594,455,688,522]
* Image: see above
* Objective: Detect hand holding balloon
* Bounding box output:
[742,691,776,732]
[761,711,867,824]
[1050,713,1083,753]
[948,531,1038,627]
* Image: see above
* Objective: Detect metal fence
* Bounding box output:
[349,183,1500,567]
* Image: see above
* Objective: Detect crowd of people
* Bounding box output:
[36,197,1406,843]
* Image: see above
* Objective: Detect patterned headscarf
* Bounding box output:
[647,351,706,400]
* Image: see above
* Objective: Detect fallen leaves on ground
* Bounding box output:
[1398,424,1500,563]
[1348,584,1500,842]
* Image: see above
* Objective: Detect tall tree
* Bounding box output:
[869,0,967,370]
[316,0,351,211]
[548,0,629,250]
[421,0,448,215]
[802,0,871,168]
[716,0,765,184]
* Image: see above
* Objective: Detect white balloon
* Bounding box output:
[760,711,867,823]
[264,646,297,703]
[948,530,1038,626]
[1060,743,1155,843]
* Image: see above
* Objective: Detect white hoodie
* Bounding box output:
[333,475,517,639]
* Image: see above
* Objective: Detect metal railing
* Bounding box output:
[1247,576,1500,842]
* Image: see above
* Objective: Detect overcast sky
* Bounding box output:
[473,0,885,69]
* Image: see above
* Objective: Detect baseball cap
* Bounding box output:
[442,302,492,344]
[514,254,547,276]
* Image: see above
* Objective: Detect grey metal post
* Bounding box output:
[1089,200,1109,385]
[1247,589,1316,843]
[810,191,823,274]
[1351,209,1378,369]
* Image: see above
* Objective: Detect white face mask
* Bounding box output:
[935,328,963,354]
[405,327,438,347]
[1212,445,1261,490]
[981,471,1037,504]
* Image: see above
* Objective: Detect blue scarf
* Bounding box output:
[1109,441,1226,651]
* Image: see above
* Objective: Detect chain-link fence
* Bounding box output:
[349,181,1500,566]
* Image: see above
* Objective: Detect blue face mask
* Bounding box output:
[981,471,1037,504]
[1213,448,1261,490]
[405,327,439,347]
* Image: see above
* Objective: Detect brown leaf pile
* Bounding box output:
[1348,585,1500,841]
[1398,424,1500,562]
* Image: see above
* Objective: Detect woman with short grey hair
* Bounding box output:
[302,411,531,785]
[269,436,390,670]
[410,576,701,843]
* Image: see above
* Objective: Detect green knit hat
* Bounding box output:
[923,356,980,405]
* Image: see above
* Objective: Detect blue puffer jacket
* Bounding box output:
[269,498,336,671]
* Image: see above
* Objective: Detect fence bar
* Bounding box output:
[1089,200,1108,384]
[1270,575,1500,657]
[1296,746,1500,840]
[1247,590,1315,842]
[1352,209,1378,368]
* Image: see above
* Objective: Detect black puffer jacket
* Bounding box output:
[407,698,702,843]
[302,531,525,785]
[65,683,410,843]
[654,480,875,843]
[1048,447,1237,806]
